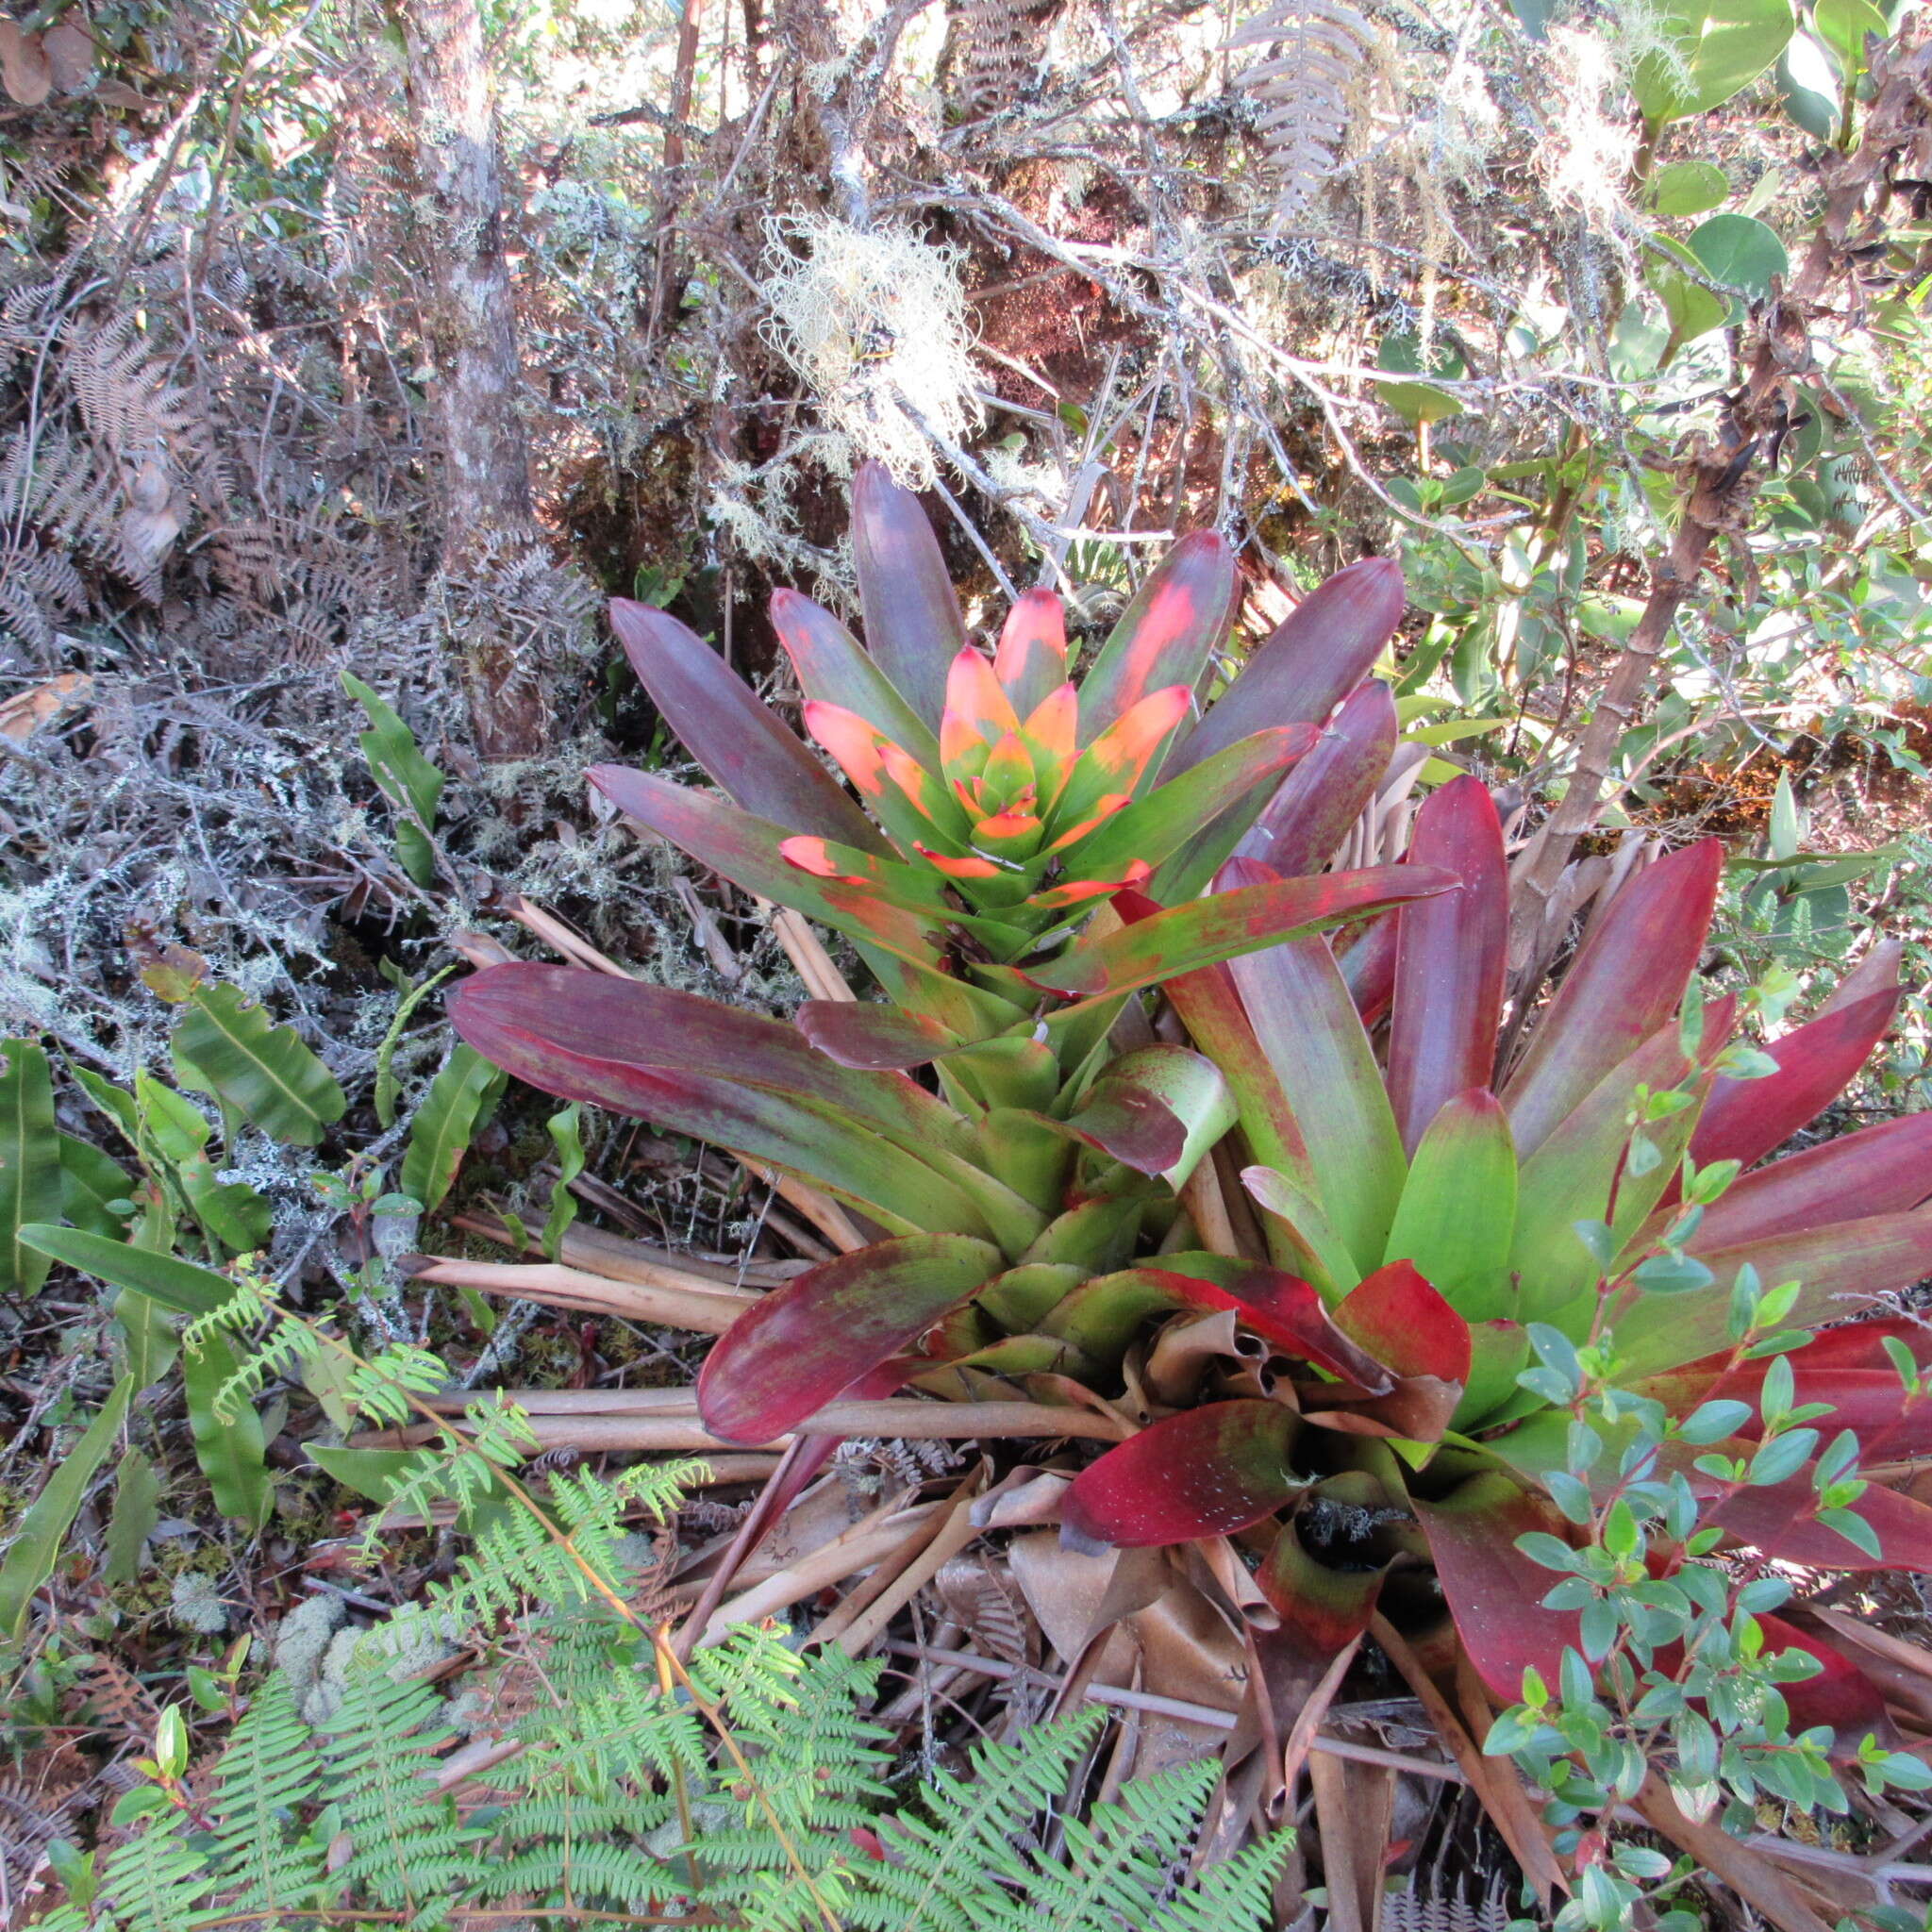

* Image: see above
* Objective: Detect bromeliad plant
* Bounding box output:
[450,463,1932,1716]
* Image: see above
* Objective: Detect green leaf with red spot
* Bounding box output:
[1061,1399,1305,1550]
[590,765,935,965]
[1025,863,1456,1005]
[1166,556,1406,777]
[696,1233,1003,1441]
[1387,776,1507,1155]
[1076,530,1236,739]
[610,598,888,854]
[1503,841,1724,1159]
[1065,724,1318,885]
[1412,1473,1583,1701]
[851,461,967,731]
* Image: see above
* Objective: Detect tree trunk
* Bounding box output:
[396,0,549,758]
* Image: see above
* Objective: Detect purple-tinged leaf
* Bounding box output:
[1617,1208,1932,1377]
[851,461,967,732]
[1412,1474,1582,1700]
[1675,1114,1932,1252]
[1061,1400,1303,1549]
[1026,864,1456,1006]
[1690,983,1903,1174]
[450,991,995,1239]
[1076,530,1237,739]
[609,599,886,854]
[1339,913,1397,1026]
[697,1233,1002,1441]
[797,1001,967,1070]
[1502,841,1724,1159]
[770,588,941,770]
[1383,1090,1518,1322]
[1388,776,1507,1154]
[1059,1045,1234,1183]
[1225,864,1408,1276]
[1238,679,1399,875]
[1165,556,1406,778]
[590,764,938,969]
[1631,1318,1932,1461]
[1706,1465,1932,1574]
[452,965,975,1160]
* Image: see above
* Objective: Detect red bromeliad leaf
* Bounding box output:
[851,462,968,732]
[1238,679,1399,875]
[1225,883,1408,1278]
[1387,777,1507,1155]
[609,599,890,855]
[1076,530,1236,739]
[796,1000,969,1071]
[1633,1319,1932,1461]
[1165,556,1407,778]
[1413,1473,1582,1701]
[1706,1466,1932,1574]
[1690,982,1903,1175]
[1332,1260,1472,1388]
[1061,1400,1304,1549]
[770,588,941,769]
[993,587,1070,718]
[1021,864,1456,1004]
[1339,913,1398,1026]
[1616,1209,1932,1377]
[1044,1257,1396,1387]
[1502,841,1724,1159]
[1674,1113,1932,1252]
[696,1233,1003,1441]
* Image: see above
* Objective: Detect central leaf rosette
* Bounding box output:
[786,597,1196,939]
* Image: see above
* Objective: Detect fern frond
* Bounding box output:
[846,1709,1104,1932]
[203,1675,328,1916]
[316,1662,481,1910]
[1147,1831,1296,1932]
[1228,0,1378,229]
[92,1815,210,1932]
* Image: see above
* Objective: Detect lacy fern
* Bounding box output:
[40,1627,1288,1931]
